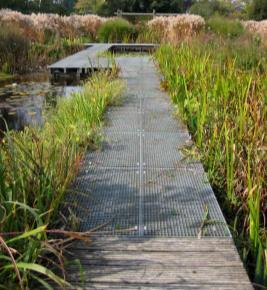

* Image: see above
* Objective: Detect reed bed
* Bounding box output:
[0,71,125,289]
[155,40,267,286]
[0,9,107,42]
[148,15,205,43]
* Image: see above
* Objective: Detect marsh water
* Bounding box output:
[0,73,81,132]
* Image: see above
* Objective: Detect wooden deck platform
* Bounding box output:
[48,43,158,77]
[65,238,253,289]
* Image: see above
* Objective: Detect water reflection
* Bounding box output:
[0,76,81,132]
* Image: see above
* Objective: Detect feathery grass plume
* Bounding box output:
[148,14,205,43]
[0,9,107,43]
[243,20,267,45]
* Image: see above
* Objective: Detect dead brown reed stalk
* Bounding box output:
[148,14,205,43]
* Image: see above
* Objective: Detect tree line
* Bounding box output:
[0,0,266,20]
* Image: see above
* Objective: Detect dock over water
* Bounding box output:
[51,45,253,289]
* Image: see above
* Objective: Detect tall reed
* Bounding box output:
[0,71,125,289]
[155,38,267,285]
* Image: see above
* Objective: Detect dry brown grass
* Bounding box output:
[148,14,205,43]
[243,20,267,43]
[0,9,107,42]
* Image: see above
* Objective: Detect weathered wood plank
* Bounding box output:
[70,282,253,290]
[66,253,244,268]
[70,238,236,252]
[66,265,251,284]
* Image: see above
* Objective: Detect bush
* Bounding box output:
[189,0,234,19]
[207,16,244,38]
[249,0,267,20]
[97,18,137,42]
[0,25,30,73]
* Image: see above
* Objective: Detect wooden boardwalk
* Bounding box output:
[66,238,252,289]
[51,47,253,289]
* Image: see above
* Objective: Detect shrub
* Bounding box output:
[0,24,30,73]
[207,16,244,38]
[189,0,234,19]
[97,18,137,43]
[249,0,267,21]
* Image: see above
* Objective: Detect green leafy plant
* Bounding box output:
[97,18,137,43]
[207,16,244,38]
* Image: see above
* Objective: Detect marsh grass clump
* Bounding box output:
[155,38,267,286]
[0,24,30,74]
[97,18,137,43]
[207,16,244,38]
[0,71,125,289]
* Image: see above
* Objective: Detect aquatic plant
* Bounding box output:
[155,38,267,286]
[0,71,125,289]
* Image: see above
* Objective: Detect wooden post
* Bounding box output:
[153,9,156,18]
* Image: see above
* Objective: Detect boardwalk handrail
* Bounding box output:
[115,10,181,18]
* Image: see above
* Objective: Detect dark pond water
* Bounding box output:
[0,73,81,132]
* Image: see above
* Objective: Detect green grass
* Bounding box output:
[206,16,244,38]
[0,71,125,289]
[97,18,137,43]
[0,72,14,81]
[155,37,267,286]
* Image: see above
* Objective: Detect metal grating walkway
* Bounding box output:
[67,56,231,238]
[59,54,253,289]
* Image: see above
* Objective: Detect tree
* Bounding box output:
[102,0,191,15]
[75,0,105,14]
[249,0,267,20]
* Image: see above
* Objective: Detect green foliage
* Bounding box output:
[97,18,137,42]
[189,0,234,19]
[207,16,244,38]
[249,0,267,20]
[100,0,191,15]
[0,25,30,74]
[0,0,76,15]
[75,0,105,14]
[155,37,267,286]
[0,71,125,288]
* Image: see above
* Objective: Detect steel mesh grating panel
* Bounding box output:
[143,133,195,169]
[65,168,140,236]
[144,97,174,113]
[144,111,187,133]
[81,132,140,169]
[143,169,230,237]
[105,111,140,132]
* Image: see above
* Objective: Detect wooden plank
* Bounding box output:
[71,282,253,290]
[65,251,243,267]
[66,265,251,285]
[71,238,236,252]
